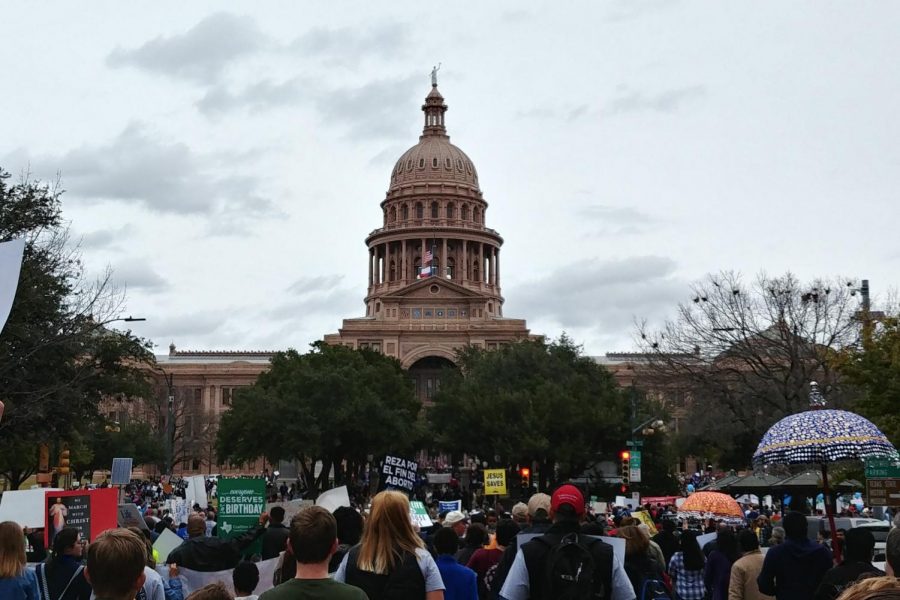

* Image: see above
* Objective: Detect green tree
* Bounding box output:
[70,420,165,482]
[427,336,629,490]
[0,168,154,488]
[217,342,422,491]
[836,315,900,448]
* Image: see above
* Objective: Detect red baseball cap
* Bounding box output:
[551,484,585,516]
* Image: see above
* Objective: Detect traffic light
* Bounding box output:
[58,449,70,475]
[520,467,531,486]
[620,450,631,487]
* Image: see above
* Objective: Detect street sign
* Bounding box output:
[629,451,642,483]
[865,458,900,479]
[866,477,900,507]
[625,440,644,448]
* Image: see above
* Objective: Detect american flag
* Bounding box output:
[424,250,433,264]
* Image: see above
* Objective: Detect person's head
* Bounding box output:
[843,528,876,564]
[527,493,551,522]
[269,506,285,525]
[486,509,499,530]
[185,582,231,600]
[434,525,461,556]
[770,526,786,545]
[618,525,649,557]
[232,561,259,596]
[550,485,585,523]
[357,491,424,575]
[832,576,900,599]
[288,506,337,565]
[738,529,760,554]
[187,513,207,538]
[662,520,676,533]
[885,527,900,576]
[464,523,488,548]
[511,502,528,524]
[85,529,148,600]
[154,520,168,535]
[52,527,84,559]
[716,529,740,562]
[619,516,638,527]
[496,519,520,548]
[444,510,468,537]
[783,511,808,541]
[333,506,364,547]
[680,530,706,572]
[126,526,154,568]
[0,521,26,578]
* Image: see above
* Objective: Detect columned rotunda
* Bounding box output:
[325,81,531,401]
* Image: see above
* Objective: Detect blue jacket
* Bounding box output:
[436,554,478,600]
[758,538,832,600]
[0,569,40,600]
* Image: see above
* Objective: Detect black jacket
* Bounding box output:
[261,523,290,560]
[813,561,884,600]
[652,530,680,566]
[166,525,265,572]
[35,558,92,600]
[489,518,552,600]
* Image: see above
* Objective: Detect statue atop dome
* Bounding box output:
[430,63,441,87]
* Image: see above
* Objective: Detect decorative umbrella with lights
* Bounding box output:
[676,491,745,525]
[752,382,899,561]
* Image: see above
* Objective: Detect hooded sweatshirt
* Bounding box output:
[757,537,832,600]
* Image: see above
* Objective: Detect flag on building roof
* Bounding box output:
[424,250,433,264]
[418,266,433,279]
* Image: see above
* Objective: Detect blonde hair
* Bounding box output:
[835,576,900,600]
[356,491,423,574]
[0,521,26,578]
[618,525,650,557]
[87,529,147,600]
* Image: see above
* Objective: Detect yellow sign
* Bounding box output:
[632,510,658,536]
[484,469,507,496]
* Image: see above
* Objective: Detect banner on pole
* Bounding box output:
[484,469,507,496]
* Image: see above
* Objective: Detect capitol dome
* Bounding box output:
[389,84,479,189]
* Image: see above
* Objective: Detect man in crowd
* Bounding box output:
[651,520,679,566]
[729,529,772,600]
[262,506,291,560]
[757,512,832,600]
[166,511,269,571]
[490,493,553,597]
[434,526,479,599]
[813,527,883,600]
[885,527,899,577]
[499,484,635,600]
[84,529,149,600]
[234,561,260,600]
[510,503,528,528]
[260,506,366,600]
[445,510,469,542]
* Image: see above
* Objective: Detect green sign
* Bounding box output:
[630,451,642,483]
[217,477,266,556]
[866,458,900,479]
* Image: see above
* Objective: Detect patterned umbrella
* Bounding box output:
[676,491,745,525]
[752,382,899,561]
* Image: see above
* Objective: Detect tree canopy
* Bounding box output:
[427,336,629,490]
[0,168,153,488]
[216,342,422,491]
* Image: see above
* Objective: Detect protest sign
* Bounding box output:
[45,488,117,545]
[0,488,62,528]
[380,455,417,492]
[118,504,149,530]
[266,499,313,522]
[632,510,658,536]
[186,475,208,509]
[409,500,433,529]
[153,528,186,564]
[697,532,717,549]
[111,458,133,485]
[155,553,283,596]
[591,501,607,516]
[427,473,452,484]
[439,500,461,513]
[0,238,25,335]
[217,478,266,556]
[615,495,628,508]
[484,469,507,496]
[316,486,350,513]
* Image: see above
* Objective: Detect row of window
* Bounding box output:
[386,201,483,224]
[394,156,473,176]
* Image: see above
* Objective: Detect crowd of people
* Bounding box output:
[2,478,899,600]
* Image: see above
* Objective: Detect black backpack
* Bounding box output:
[523,532,613,600]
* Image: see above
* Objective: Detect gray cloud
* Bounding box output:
[576,204,661,235]
[518,104,591,122]
[286,275,346,295]
[145,310,231,340]
[112,258,169,293]
[606,85,706,115]
[107,12,266,84]
[198,77,305,114]
[26,123,274,219]
[507,255,684,332]
[77,225,135,250]
[290,23,412,65]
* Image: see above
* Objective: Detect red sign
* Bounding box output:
[641,496,682,506]
[45,488,118,546]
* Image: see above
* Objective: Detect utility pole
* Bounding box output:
[163,371,175,476]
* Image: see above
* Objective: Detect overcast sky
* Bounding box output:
[2,2,898,356]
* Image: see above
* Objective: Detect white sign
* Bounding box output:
[0,488,62,528]
[409,500,433,529]
[156,553,283,596]
[267,499,313,522]
[0,238,25,335]
[185,475,208,509]
[697,532,717,548]
[316,486,350,513]
[153,528,185,562]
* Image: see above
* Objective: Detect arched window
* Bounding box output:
[401,204,409,220]
[389,260,397,282]
[416,202,424,219]
[418,158,425,168]
[473,207,480,223]
[431,202,439,219]
[389,206,396,223]
[432,157,439,168]
[445,158,452,169]
[472,260,480,282]
[447,203,455,218]
[414,257,421,279]
[461,204,469,220]
[446,257,455,279]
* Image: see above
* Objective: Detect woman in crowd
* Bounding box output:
[668,530,706,600]
[35,527,91,600]
[334,491,445,599]
[0,521,40,600]
[704,529,740,600]
[619,525,667,598]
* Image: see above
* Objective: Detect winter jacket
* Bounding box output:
[757,538,832,600]
[728,549,772,600]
